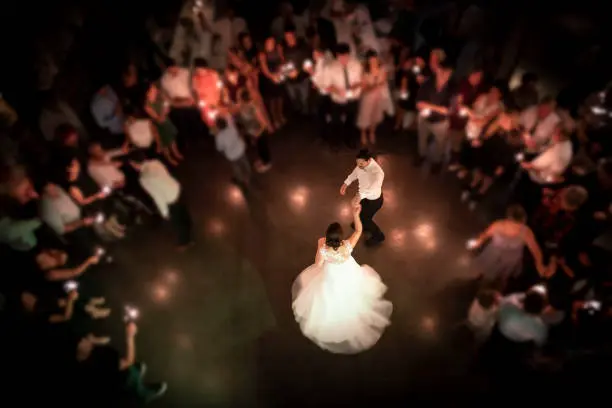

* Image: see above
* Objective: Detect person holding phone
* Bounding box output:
[76,322,167,403]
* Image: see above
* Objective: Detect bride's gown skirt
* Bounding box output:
[292,242,393,354]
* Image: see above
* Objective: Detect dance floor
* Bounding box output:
[95,121,493,407]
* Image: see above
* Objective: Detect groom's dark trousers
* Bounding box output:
[360,194,385,243]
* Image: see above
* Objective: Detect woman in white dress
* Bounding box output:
[357,50,389,146]
[292,204,393,354]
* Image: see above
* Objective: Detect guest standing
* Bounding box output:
[415,59,454,173]
[90,85,125,149]
[144,82,183,165]
[237,90,272,172]
[283,27,310,115]
[258,36,286,130]
[321,43,363,148]
[131,155,193,251]
[357,50,388,146]
[214,116,251,188]
[160,60,202,143]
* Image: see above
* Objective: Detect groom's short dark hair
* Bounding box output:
[356,149,373,160]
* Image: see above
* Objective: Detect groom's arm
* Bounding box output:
[340,167,358,195]
[343,167,358,187]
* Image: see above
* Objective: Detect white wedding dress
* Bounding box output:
[292,240,393,354]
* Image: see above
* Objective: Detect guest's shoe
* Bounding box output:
[144,382,168,403]
[135,362,147,380]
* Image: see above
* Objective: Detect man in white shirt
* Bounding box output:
[519,97,561,152]
[497,290,548,347]
[40,182,97,255]
[161,60,206,141]
[87,142,126,189]
[340,149,385,246]
[521,126,573,184]
[131,155,193,250]
[321,43,363,148]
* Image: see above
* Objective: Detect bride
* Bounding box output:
[292,203,393,354]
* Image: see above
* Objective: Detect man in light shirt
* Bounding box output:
[497,290,548,347]
[321,43,363,148]
[521,126,573,184]
[161,59,205,141]
[91,85,125,148]
[519,97,561,152]
[131,154,193,250]
[40,182,97,255]
[87,142,126,189]
[340,149,385,246]
[214,116,251,188]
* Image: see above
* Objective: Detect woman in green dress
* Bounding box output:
[144,82,183,166]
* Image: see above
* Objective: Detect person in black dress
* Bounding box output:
[116,62,148,117]
[258,35,286,130]
[394,57,422,131]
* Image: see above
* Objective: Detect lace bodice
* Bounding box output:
[319,241,354,264]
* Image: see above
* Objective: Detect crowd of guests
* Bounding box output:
[1,0,612,402]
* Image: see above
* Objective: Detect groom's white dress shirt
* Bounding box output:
[344,159,384,200]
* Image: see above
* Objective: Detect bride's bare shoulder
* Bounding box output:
[317,237,326,247]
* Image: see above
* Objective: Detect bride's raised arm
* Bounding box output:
[347,205,363,248]
[314,237,325,266]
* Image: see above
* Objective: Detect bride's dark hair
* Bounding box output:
[325,222,343,250]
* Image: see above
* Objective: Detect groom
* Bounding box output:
[339,149,385,246]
